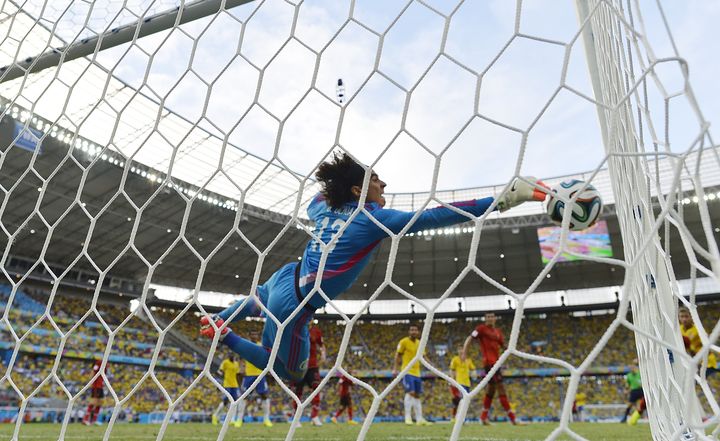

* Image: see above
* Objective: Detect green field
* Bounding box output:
[0,422,652,440]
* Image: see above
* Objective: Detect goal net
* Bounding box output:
[0,1,717,441]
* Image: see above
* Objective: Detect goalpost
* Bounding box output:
[0,1,718,441]
[574,2,714,440]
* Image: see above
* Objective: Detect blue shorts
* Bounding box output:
[241,376,268,395]
[219,263,314,381]
[224,387,239,401]
[403,375,422,394]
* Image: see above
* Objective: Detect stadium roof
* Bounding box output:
[3,0,719,221]
[0,0,318,218]
[0,1,718,305]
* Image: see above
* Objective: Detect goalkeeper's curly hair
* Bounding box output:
[315,152,366,210]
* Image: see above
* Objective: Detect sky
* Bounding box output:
[13,0,720,197]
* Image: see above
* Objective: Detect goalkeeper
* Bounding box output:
[201,152,547,380]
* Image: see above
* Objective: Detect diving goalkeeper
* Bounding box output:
[201,153,547,381]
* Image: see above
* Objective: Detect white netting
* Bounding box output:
[0,1,718,441]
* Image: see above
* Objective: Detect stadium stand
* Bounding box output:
[3,285,717,423]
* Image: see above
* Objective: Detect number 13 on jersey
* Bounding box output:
[310,217,345,253]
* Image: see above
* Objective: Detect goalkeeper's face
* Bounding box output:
[353,173,386,207]
[368,173,386,207]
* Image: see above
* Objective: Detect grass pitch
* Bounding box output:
[0,422,651,440]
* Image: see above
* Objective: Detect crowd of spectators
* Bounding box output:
[1,285,718,422]
[0,289,197,366]
[4,352,718,422]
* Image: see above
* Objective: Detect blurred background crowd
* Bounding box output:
[1,286,718,422]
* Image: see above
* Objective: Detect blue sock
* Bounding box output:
[222,332,269,368]
[222,332,301,381]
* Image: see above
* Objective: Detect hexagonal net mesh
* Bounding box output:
[0,1,717,441]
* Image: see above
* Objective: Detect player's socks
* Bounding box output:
[223,333,270,369]
[222,334,304,381]
[262,398,271,422]
[499,394,515,423]
[481,394,492,422]
[311,399,320,419]
[403,394,413,424]
[621,405,632,423]
[628,410,641,426]
[94,406,101,423]
[413,397,424,422]
[413,398,431,425]
[213,403,223,425]
[348,405,353,420]
[236,399,246,425]
[84,405,93,424]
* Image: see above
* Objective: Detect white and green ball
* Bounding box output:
[545,179,603,231]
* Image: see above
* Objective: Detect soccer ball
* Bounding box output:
[545,179,603,231]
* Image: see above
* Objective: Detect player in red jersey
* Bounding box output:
[83,359,105,425]
[331,373,358,425]
[290,320,326,426]
[462,312,522,425]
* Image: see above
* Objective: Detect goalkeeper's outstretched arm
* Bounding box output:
[372,177,547,236]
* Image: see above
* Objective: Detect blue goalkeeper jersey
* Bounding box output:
[298,194,495,308]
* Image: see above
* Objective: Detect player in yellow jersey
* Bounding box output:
[393,324,430,426]
[679,307,718,375]
[449,345,475,421]
[236,331,273,427]
[213,355,241,426]
[573,392,587,422]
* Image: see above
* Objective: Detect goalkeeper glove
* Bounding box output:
[200,314,230,339]
[496,176,548,212]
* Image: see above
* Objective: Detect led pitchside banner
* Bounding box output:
[0,341,202,371]
[12,121,43,154]
[537,220,613,264]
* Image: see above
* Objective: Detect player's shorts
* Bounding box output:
[242,376,268,395]
[628,388,644,403]
[483,364,503,385]
[402,374,423,394]
[340,394,351,407]
[90,388,104,399]
[450,384,470,398]
[223,387,239,402]
[292,367,321,389]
